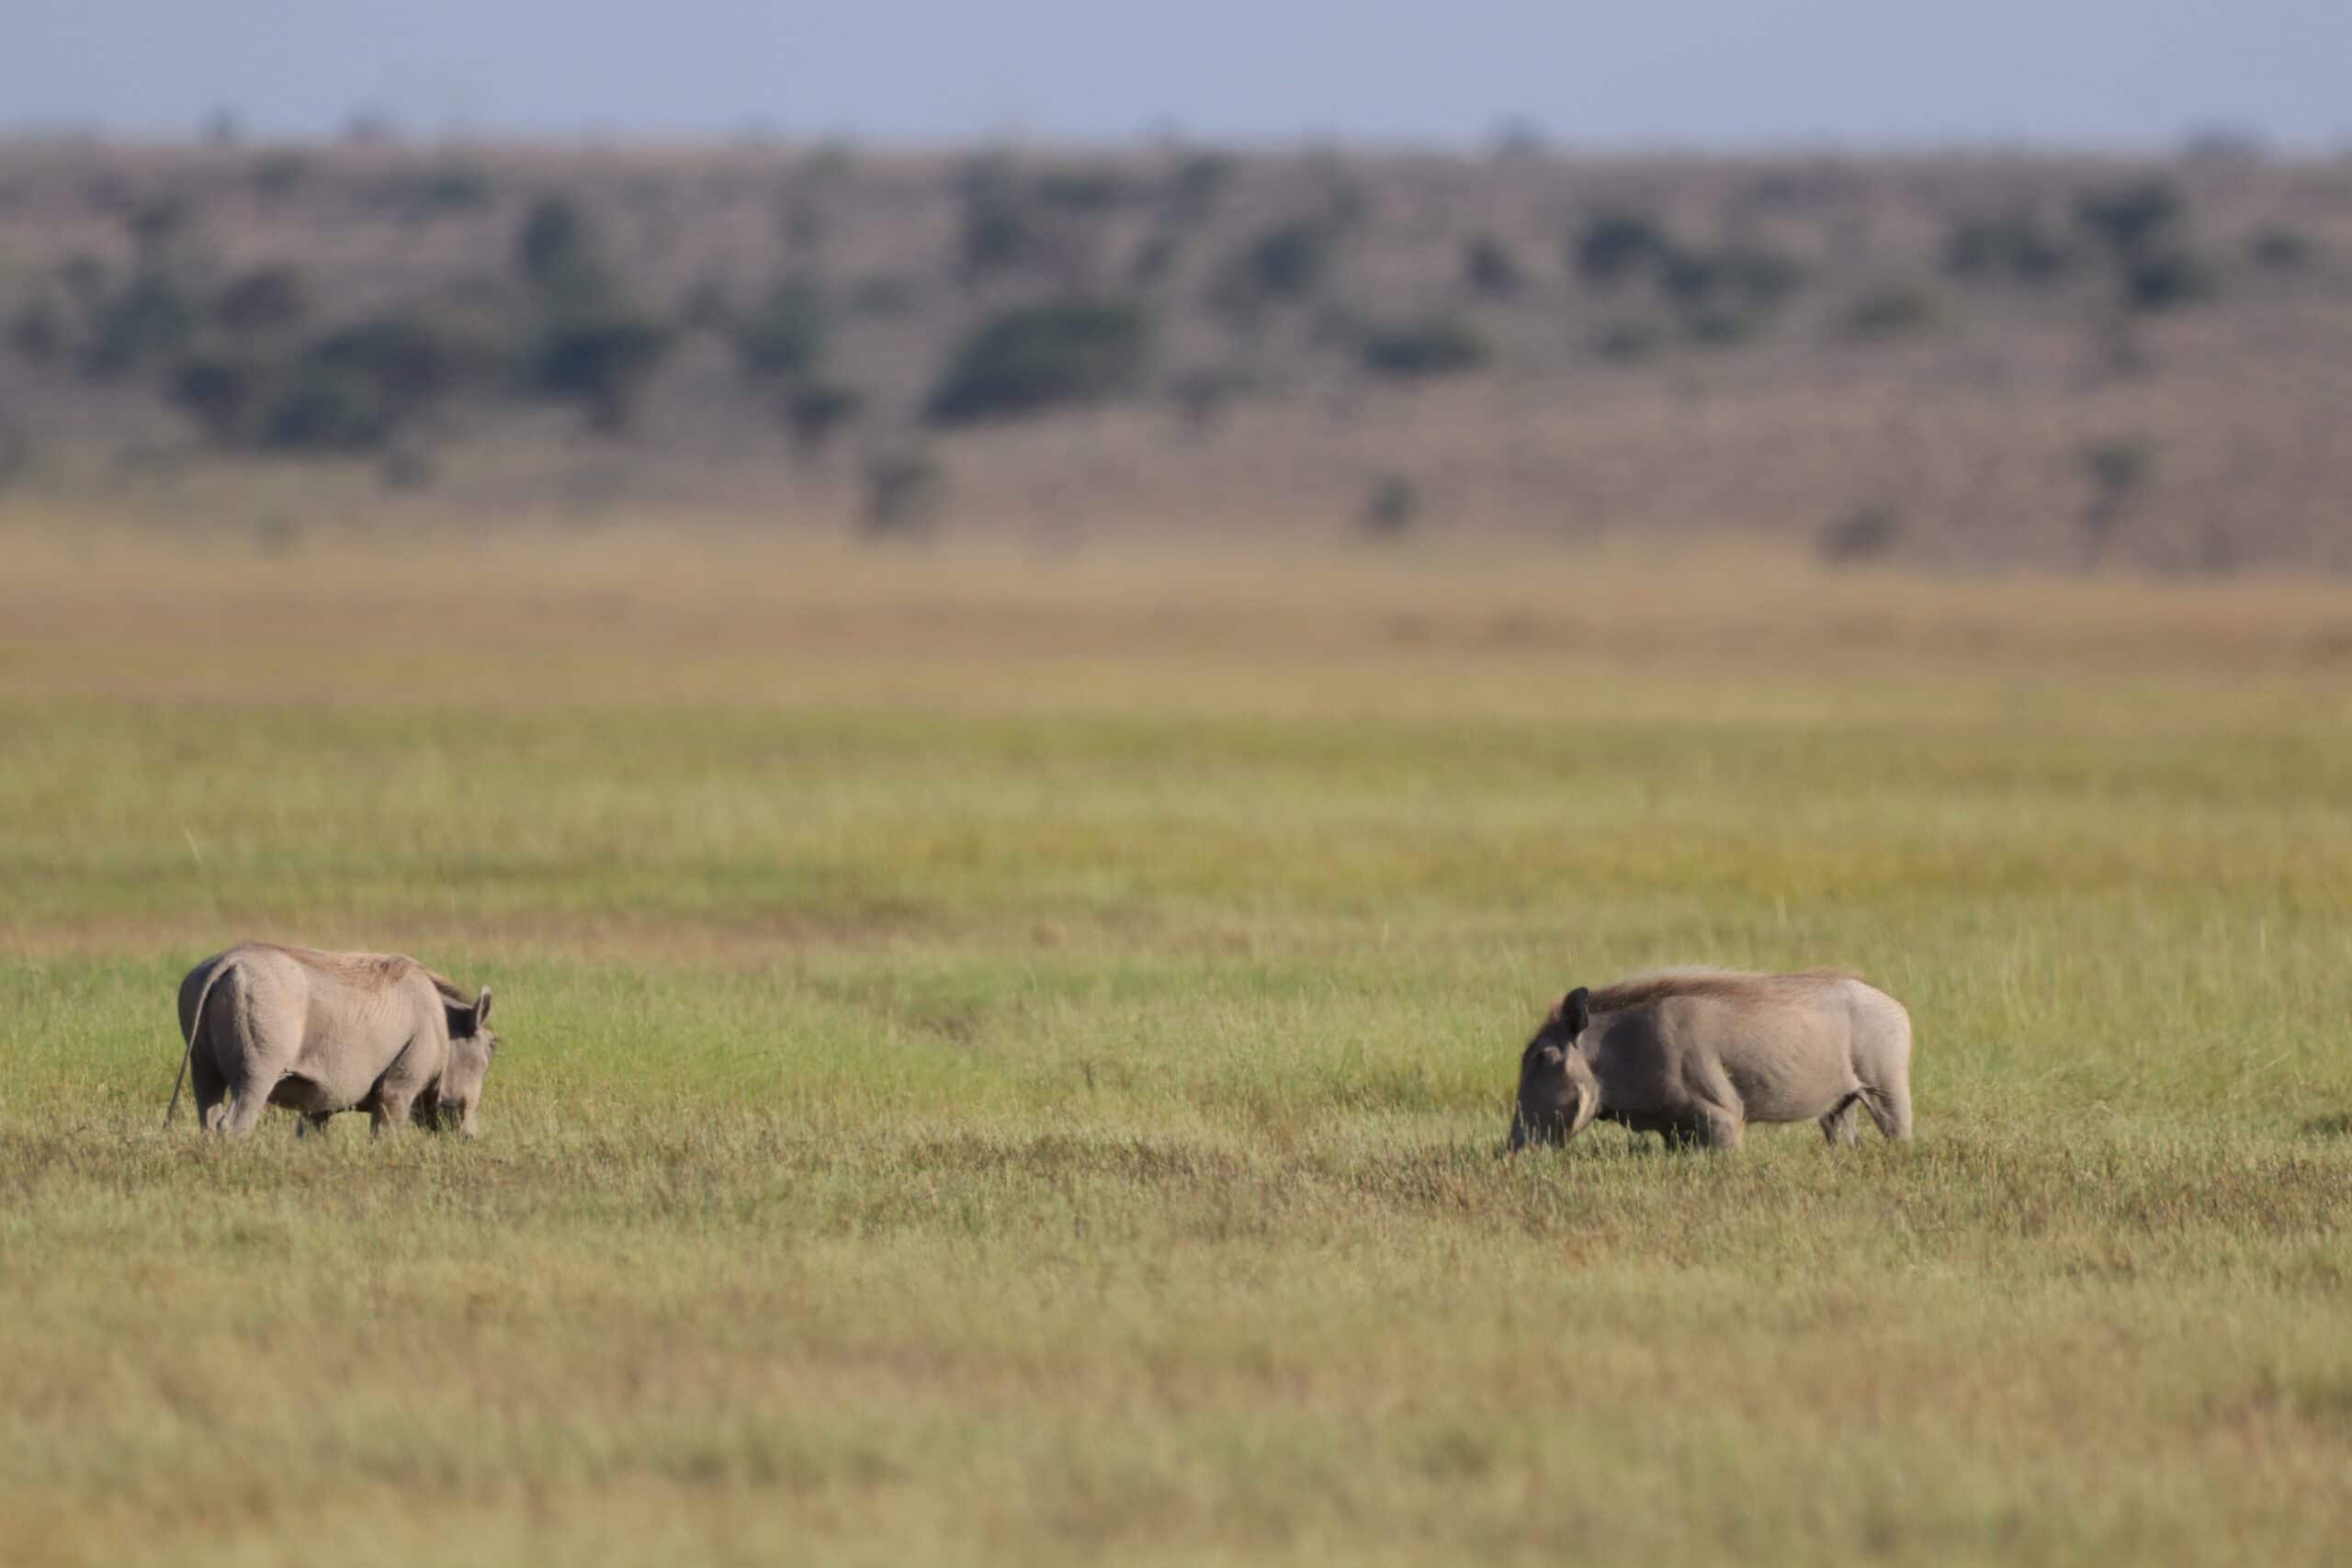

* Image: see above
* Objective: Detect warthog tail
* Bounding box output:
[165,960,232,1129]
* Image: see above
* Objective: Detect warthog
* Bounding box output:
[1510,967,1912,1152]
[167,942,498,1137]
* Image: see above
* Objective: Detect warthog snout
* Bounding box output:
[1509,989,1599,1152]
[407,1090,479,1136]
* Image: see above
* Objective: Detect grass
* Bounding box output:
[3,532,2350,1565]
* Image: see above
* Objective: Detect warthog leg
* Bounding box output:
[368,1089,416,1136]
[1819,1095,1863,1146]
[1858,1080,1913,1142]
[189,1049,228,1134]
[219,1072,279,1137]
[1694,1108,1745,1151]
[1658,1108,1745,1152]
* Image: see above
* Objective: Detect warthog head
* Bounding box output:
[417,987,497,1136]
[1509,986,1600,1151]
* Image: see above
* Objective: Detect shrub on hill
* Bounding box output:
[1233,220,1338,303]
[1358,313,1490,378]
[783,382,864,455]
[526,300,673,433]
[1572,212,1671,288]
[168,351,269,443]
[215,266,309,336]
[733,280,826,381]
[515,194,605,296]
[310,307,502,413]
[925,299,1155,426]
[2247,224,2321,273]
[1838,284,1939,341]
[1942,209,2075,286]
[1461,234,1521,299]
[255,364,398,453]
[80,272,196,379]
[863,447,946,536]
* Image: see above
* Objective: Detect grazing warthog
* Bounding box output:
[1510,967,1912,1153]
[167,943,498,1137]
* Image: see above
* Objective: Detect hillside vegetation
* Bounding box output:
[4,138,2352,565]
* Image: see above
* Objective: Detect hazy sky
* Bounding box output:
[9,1,2347,151]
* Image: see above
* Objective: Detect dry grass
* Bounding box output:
[8,522,2352,724]
[3,529,2350,1564]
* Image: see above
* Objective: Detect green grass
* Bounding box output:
[4,547,2352,1564]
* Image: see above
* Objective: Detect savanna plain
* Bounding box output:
[3,527,2351,1566]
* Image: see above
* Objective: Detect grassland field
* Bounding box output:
[3,525,2350,1565]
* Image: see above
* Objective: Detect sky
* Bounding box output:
[7,0,2347,152]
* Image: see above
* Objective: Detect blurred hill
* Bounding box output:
[3,134,2351,570]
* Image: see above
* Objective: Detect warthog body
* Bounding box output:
[1510,967,1911,1152]
[169,943,497,1136]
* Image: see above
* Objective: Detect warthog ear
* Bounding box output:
[471,987,494,1034]
[1559,987,1590,1038]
